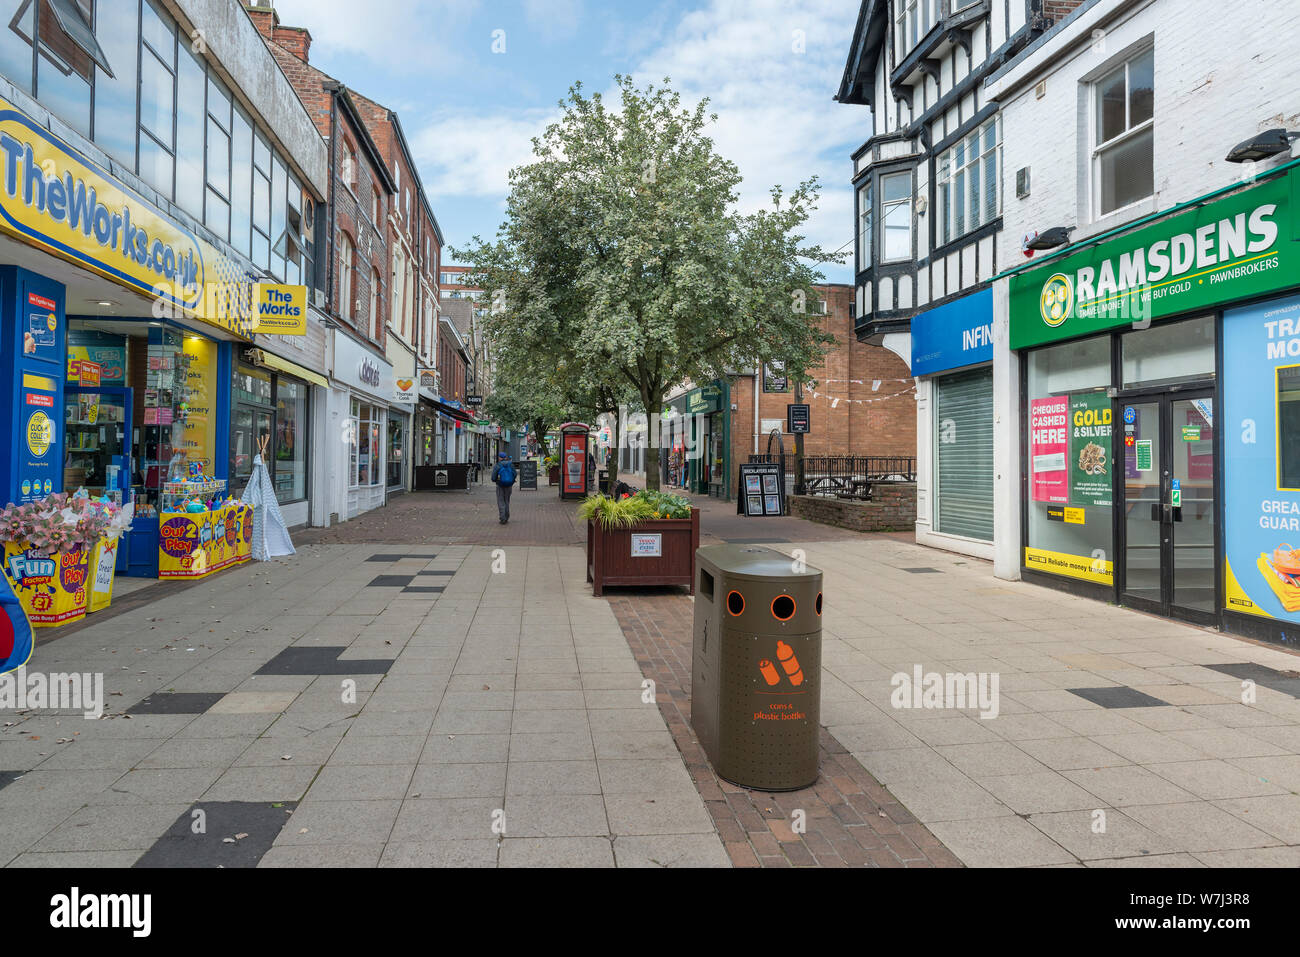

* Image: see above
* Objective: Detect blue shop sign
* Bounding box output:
[910,287,993,377]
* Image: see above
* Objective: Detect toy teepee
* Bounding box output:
[240,434,296,560]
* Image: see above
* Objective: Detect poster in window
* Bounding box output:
[1029,395,1068,502]
[1222,294,1300,625]
[1068,392,1112,507]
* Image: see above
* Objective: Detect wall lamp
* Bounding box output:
[1226,129,1300,163]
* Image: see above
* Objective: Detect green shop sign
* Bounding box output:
[686,385,721,414]
[1010,168,1300,349]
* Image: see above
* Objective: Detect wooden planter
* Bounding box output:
[548,465,561,486]
[586,508,700,596]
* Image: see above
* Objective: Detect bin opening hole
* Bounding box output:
[816,592,822,616]
[726,590,745,616]
[700,569,714,600]
[772,595,796,621]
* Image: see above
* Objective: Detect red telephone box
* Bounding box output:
[559,423,591,500]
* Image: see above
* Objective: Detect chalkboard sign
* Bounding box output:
[737,462,785,516]
[519,460,538,490]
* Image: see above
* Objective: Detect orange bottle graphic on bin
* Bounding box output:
[776,640,804,686]
[758,641,803,687]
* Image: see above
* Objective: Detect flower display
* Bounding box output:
[0,491,133,557]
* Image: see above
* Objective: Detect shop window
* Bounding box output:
[270,155,287,280]
[1280,366,1300,490]
[1026,337,1115,583]
[880,171,912,263]
[856,181,872,271]
[275,378,308,503]
[252,132,271,270]
[1121,315,1215,389]
[936,116,1000,246]
[387,417,405,488]
[350,400,382,487]
[203,71,232,240]
[1093,47,1154,217]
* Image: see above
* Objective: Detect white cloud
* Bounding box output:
[409,0,864,275]
[412,108,559,201]
[267,0,480,74]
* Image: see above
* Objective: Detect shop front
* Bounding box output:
[1007,163,1300,641]
[331,331,394,519]
[231,348,323,530]
[0,89,300,588]
[686,382,727,498]
[912,288,994,559]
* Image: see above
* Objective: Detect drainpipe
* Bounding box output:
[323,81,340,316]
[753,365,760,455]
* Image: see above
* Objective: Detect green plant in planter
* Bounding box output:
[636,489,692,519]
[577,493,656,529]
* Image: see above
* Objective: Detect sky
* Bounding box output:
[269,0,868,285]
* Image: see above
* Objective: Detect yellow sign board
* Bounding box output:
[250,284,307,335]
[1063,507,1086,525]
[0,95,256,338]
[1023,546,1114,586]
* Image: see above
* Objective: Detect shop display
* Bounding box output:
[0,490,133,627]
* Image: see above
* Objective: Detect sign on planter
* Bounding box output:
[630,533,662,557]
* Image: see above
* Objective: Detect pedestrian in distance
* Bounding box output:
[491,451,517,524]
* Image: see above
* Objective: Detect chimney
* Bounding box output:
[244,0,278,40]
[274,25,312,63]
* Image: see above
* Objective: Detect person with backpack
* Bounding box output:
[491,451,517,524]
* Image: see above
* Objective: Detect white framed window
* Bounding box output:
[1092,47,1154,217]
[880,171,912,263]
[343,143,357,190]
[935,116,1001,246]
[894,0,936,58]
[339,232,354,319]
[857,181,873,271]
[370,268,381,339]
[349,398,384,487]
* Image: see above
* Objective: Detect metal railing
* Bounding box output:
[747,454,916,500]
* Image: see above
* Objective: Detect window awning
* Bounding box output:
[428,398,473,423]
[245,348,328,389]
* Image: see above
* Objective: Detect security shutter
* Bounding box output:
[935,367,994,541]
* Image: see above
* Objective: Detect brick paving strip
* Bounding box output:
[608,591,961,867]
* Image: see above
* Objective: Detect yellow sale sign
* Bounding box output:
[158,503,253,580]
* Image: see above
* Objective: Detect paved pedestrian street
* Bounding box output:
[3,483,1300,868]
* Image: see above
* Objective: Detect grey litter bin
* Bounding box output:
[691,544,823,791]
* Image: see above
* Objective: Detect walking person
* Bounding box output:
[491,451,516,524]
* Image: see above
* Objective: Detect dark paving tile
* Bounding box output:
[1205,663,1300,699]
[368,575,415,587]
[133,801,297,868]
[365,555,408,562]
[900,567,940,574]
[417,570,455,576]
[723,537,790,544]
[402,586,444,594]
[254,646,393,676]
[128,692,226,715]
[0,770,24,791]
[1068,686,1170,709]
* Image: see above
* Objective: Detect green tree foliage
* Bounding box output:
[458,75,840,490]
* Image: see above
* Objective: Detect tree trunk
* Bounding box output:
[606,414,620,491]
[532,419,550,458]
[641,385,662,491]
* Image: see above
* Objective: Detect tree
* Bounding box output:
[460,75,839,490]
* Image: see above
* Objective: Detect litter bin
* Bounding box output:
[691,544,823,791]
